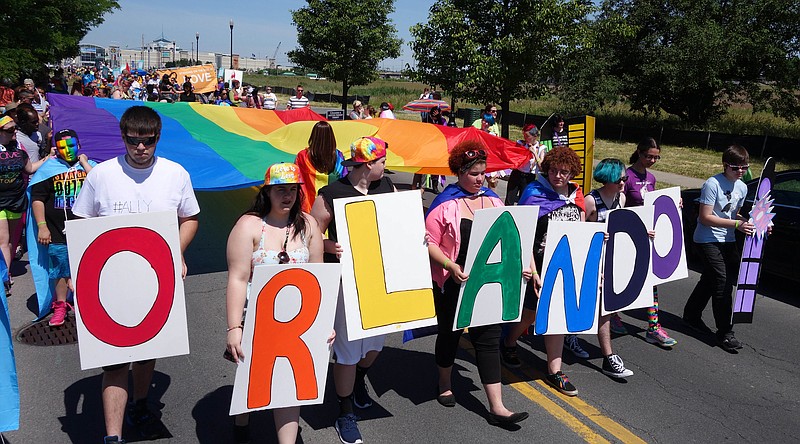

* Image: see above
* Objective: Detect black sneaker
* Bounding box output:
[352,381,373,409]
[602,354,634,379]
[545,371,578,396]
[103,436,125,444]
[500,343,521,368]
[717,332,743,352]
[682,315,714,335]
[126,402,162,439]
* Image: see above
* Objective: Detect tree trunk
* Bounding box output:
[342,78,349,114]
[500,97,511,139]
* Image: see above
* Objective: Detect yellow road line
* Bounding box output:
[459,337,647,444]
[515,361,648,444]
[503,369,611,444]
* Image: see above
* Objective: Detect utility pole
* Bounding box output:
[229,19,234,69]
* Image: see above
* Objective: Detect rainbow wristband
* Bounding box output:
[37,221,46,226]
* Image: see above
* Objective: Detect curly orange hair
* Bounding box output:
[541,146,582,178]
[448,139,487,174]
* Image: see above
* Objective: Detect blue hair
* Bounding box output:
[593,158,625,184]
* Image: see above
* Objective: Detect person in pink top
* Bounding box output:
[618,137,677,347]
[425,140,528,426]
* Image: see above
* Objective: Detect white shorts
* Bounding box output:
[332,288,384,365]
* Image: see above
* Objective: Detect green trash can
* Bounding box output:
[462,108,483,128]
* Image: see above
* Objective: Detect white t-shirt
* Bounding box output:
[15,130,42,162]
[379,109,395,119]
[72,155,200,219]
[263,92,278,110]
[693,173,748,244]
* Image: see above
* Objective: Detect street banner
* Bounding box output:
[66,211,190,370]
[230,264,340,414]
[453,206,537,330]
[156,64,217,93]
[334,191,436,340]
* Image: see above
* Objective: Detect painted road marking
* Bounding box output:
[459,337,646,443]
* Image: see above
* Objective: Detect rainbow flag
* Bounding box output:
[48,96,531,191]
[0,270,19,432]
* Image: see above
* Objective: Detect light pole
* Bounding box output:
[195,32,199,65]
[172,41,176,65]
[229,19,234,69]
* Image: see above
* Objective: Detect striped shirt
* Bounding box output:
[287,95,309,109]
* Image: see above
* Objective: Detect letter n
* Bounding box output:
[535,233,604,334]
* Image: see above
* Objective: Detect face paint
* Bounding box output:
[56,137,79,162]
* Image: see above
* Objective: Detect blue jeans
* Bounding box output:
[684,242,739,337]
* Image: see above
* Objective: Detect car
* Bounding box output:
[681,169,800,282]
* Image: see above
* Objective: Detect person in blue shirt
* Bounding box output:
[683,145,755,352]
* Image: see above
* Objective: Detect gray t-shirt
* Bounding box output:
[693,173,747,243]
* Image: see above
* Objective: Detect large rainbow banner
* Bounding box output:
[48,95,531,191]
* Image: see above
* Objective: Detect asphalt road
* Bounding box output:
[3,171,799,444]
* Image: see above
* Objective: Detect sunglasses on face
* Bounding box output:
[727,164,749,171]
[464,149,487,159]
[124,135,157,146]
[615,176,628,184]
[0,127,15,134]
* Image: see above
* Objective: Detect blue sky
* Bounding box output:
[83,0,435,70]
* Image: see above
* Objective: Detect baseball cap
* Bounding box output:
[264,162,304,185]
[342,137,387,166]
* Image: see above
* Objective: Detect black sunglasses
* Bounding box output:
[124,135,157,146]
[277,251,290,264]
[0,127,15,134]
[464,149,487,159]
[615,176,628,184]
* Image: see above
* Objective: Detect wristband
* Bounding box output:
[443,259,450,269]
[735,220,740,229]
[531,269,538,275]
[37,221,47,226]
[226,325,243,332]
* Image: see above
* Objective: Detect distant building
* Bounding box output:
[72,36,275,72]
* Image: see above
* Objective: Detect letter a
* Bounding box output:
[456,211,522,329]
[345,201,435,330]
[247,269,320,408]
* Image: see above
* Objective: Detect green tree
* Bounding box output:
[288,0,402,112]
[589,0,800,126]
[0,0,119,82]
[411,0,592,138]
[408,1,476,111]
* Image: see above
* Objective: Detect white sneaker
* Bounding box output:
[563,335,589,359]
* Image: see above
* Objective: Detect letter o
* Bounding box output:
[76,227,175,347]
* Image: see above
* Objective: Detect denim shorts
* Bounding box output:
[48,243,71,280]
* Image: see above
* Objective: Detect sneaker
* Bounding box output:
[646,326,677,347]
[602,354,634,379]
[717,332,743,352]
[49,300,71,327]
[545,371,578,396]
[103,436,125,444]
[610,314,628,335]
[352,380,373,409]
[233,423,250,444]
[682,315,713,335]
[126,402,161,440]
[334,413,363,444]
[500,342,521,368]
[563,335,589,359]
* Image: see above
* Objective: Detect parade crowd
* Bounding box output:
[0,70,758,444]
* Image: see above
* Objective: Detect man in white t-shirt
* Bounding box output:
[263,86,278,110]
[286,85,309,109]
[72,106,200,444]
